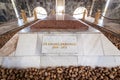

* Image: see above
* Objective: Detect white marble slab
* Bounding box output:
[40,55,78,67]
[42,35,78,54]
[81,34,104,55]
[78,56,116,67]
[77,34,84,55]
[97,56,116,67]
[2,56,40,68]
[114,56,120,66]
[101,34,120,55]
[9,51,15,56]
[36,34,43,54]
[15,34,37,56]
[0,57,3,65]
[78,56,100,67]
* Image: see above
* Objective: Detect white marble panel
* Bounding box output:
[81,34,104,55]
[98,56,116,67]
[78,56,100,67]
[9,51,15,56]
[2,56,40,68]
[36,34,43,55]
[77,34,84,55]
[114,56,120,66]
[0,57,3,65]
[42,35,78,54]
[78,56,116,67]
[15,34,37,56]
[101,34,120,55]
[40,55,78,67]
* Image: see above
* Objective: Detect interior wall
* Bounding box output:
[65,0,92,15]
[105,0,120,24]
[56,0,65,13]
[91,0,106,17]
[0,1,16,22]
[15,0,56,16]
[38,0,56,15]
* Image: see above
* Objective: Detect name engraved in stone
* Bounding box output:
[42,35,78,53]
[43,42,76,49]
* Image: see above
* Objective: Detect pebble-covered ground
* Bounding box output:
[0,66,120,80]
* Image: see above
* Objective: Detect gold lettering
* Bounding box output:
[61,45,67,48]
[52,45,59,48]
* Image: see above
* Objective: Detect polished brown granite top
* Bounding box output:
[30,14,89,31]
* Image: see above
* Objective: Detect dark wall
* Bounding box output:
[92,0,106,17]
[0,0,9,3]
[65,0,92,15]
[105,0,120,24]
[0,1,16,22]
[16,0,56,16]
[38,0,56,15]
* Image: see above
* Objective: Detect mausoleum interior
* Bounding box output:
[0,0,120,79]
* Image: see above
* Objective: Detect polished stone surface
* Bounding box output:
[44,14,76,20]
[42,35,77,54]
[82,33,104,55]
[2,56,40,68]
[30,15,88,31]
[40,55,78,67]
[78,56,116,67]
[0,57,3,65]
[0,31,120,68]
[2,32,117,68]
[15,34,37,56]
[101,34,120,55]
[0,34,18,56]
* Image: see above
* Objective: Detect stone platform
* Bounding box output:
[0,15,120,69]
[0,31,120,68]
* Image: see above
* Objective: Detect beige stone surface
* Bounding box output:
[0,34,19,56]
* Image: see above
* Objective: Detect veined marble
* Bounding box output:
[0,30,120,68]
[42,35,77,54]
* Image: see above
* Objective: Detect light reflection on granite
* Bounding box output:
[31,15,88,30]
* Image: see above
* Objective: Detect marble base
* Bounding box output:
[0,32,119,68]
[14,32,120,56]
[2,56,40,68]
[15,34,37,56]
